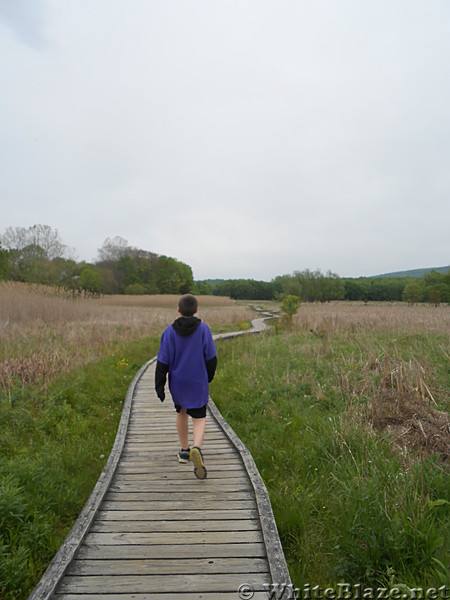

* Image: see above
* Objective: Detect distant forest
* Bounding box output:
[1,225,449,304]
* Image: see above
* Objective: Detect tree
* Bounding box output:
[78,267,102,294]
[322,270,346,301]
[2,225,67,260]
[8,244,47,283]
[402,280,424,304]
[125,283,146,295]
[0,244,9,279]
[192,281,213,295]
[344,279,369,301]
[97,236,129,262]
[273,269,344,302]
[280,294,301,327]
[423,270,449,304]
[156,256,193,294]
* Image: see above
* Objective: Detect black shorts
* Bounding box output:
[174,404,207,419]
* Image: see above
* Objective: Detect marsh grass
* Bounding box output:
[0,282,253,394]
[211,305,449,588]
[293,301,449,334]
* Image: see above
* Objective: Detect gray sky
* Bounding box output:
[1,1,449,280]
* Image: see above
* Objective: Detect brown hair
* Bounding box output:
[178,294,198,317]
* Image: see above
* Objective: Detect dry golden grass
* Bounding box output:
[0,282,253,391]
[97,294,234,308]
[367,355,449,462]
[293,301,450,333]
[286,302,450,463]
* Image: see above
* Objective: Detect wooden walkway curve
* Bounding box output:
[29,317,291,600]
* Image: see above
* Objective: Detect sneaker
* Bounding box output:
[190,446,207,479]
[177,448,190,463]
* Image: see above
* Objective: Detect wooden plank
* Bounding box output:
[117,461,242,472]
[57,573,269,594]
[108,482,251,493]
[121,447,239,457]
[113,470,249,481]
[101,499,256,510]
[104,489,255,500]
[76,542,267,560]
[118,455,241,464]
[104,489,254,500]
[97,509,258,520]
[90,519,260,533]
[67,557,269,576]
[114,466,242,474]
[123,443,233,450]
[84,530,263,545]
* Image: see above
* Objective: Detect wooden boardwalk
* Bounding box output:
[29,319,291,599]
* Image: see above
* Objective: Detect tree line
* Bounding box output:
[198,269,450,304]
[1,225,448,303]
[0,226,193,295]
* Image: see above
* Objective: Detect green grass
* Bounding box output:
[0,336,160,599]
[1,318,448,597]
[210,328,449,588]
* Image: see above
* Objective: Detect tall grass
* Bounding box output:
[292,301,449,334]
[0,282,253,393]
[211,305,449,588]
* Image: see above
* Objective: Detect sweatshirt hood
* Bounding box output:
[172,316,201,336]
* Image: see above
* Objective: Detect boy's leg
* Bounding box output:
[176,409,189,450]
[192,416,206,448]
[191,414,207,479]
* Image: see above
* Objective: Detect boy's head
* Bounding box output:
[178,294,198,317]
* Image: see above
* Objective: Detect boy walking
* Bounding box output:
[155,294,217,479]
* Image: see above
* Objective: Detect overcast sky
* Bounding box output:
[1,1,449,280]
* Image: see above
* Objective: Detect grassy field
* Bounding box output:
[0,287,448,596]
[0,283,253,599]
[211,302,449,589]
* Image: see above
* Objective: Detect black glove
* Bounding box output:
[155,361,168,403]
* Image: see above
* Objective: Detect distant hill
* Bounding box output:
[373,266,449,279]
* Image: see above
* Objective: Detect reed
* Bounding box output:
[292,301,449,334]
[0,282,253,394]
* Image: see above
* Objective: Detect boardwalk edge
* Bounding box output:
[210,315,292,587]
[207,397,293,588]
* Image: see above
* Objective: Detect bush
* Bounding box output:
[280,294,301,325]
[124,283,146,295]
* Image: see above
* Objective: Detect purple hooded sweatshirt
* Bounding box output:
[156,317,217,409]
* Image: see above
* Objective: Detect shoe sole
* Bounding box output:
[190,447,207,479]
[178,455,189,464]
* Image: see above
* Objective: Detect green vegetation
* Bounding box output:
[280,294,301,325]
[0,336,160,599]
[1,291,448,596]
[211,328,449,588]
[211,278,275,300]
[2,225,449,302]
[1,226,193,296]
[200,269,450,303]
